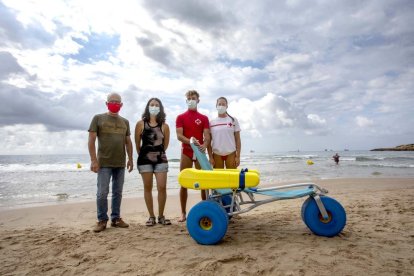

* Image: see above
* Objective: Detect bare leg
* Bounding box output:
[225,151,237,169]
[179,187,188,222]
[213,153,225,169]
[179,154,193,222]
[141,172,155,217]
[200,190,207,200]
[154,172,167,217]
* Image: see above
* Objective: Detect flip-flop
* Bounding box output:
[178,216,186,222]
[158,216,171,225]
[145,216,156,226]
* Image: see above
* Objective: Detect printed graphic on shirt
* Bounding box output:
[210,122,234,128]
[101,120,128,135]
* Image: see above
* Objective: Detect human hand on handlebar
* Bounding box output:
[190,137,206,153]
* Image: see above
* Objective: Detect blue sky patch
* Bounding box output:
[68,33,120,63]
[384,70,400,78]
[351,34,388,48]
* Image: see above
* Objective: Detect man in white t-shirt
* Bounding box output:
[208,97,241,169]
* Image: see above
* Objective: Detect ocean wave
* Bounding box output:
[0,163,88,172]
[356,156,384,161]
[356,156,414,162]
[384,156,414,161]
[168,158,180,163]
[351,163,414,168]
[339,157,356,161]
[276,155,319,159]
[241,154,318,161]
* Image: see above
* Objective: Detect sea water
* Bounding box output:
[0,151,413,210]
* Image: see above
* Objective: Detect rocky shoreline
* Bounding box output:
[371,144,414,151]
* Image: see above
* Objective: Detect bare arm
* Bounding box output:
[163,123,170,151]
[199,128,211,152]
[125,136,133,172]
[88,132,99,173]
[176,127,191,145]
[134,121,144,154]
[207,144,213,157]
[234,131,241,167]
[207,133,214,166]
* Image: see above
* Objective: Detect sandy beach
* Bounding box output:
[1,178,413,275]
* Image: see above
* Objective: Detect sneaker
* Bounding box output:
[111,218,129,228]
[93,220,107,232]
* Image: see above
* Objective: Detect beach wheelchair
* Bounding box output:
[178,138,347,245]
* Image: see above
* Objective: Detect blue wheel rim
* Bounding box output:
[187,200,229,245]
[303,196,346,237]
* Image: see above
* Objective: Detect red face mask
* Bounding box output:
[107,102,122,113]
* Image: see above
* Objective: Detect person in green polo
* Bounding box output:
[88,92,133,232]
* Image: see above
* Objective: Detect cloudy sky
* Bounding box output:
[0,0,413,156]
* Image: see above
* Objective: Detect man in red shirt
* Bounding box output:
[176,90,210,222]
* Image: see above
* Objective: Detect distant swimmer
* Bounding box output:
[333,153,340,165]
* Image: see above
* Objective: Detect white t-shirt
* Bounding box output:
[210,115,241,156]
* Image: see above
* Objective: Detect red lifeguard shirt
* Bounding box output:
[176,110,209,151]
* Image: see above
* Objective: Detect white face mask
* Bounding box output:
[186,99,197,109]
[217,106,227,115]
[149,106,160,116]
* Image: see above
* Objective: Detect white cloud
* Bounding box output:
[228,93,327,137]
[0,0,413,153]
[269,53,313,72]
[355,116,374,128]
[0,124,86,154]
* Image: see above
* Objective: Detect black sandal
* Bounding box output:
[158,216,171,225]
[145,216,156,226]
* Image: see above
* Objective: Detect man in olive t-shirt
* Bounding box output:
[88,92,133,232]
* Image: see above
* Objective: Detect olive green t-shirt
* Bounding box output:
[88,113,131,167]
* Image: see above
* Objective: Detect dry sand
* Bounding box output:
[1,178,413,275]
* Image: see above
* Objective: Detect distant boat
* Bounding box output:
[250,150,255,153]
[344,149,349,151]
